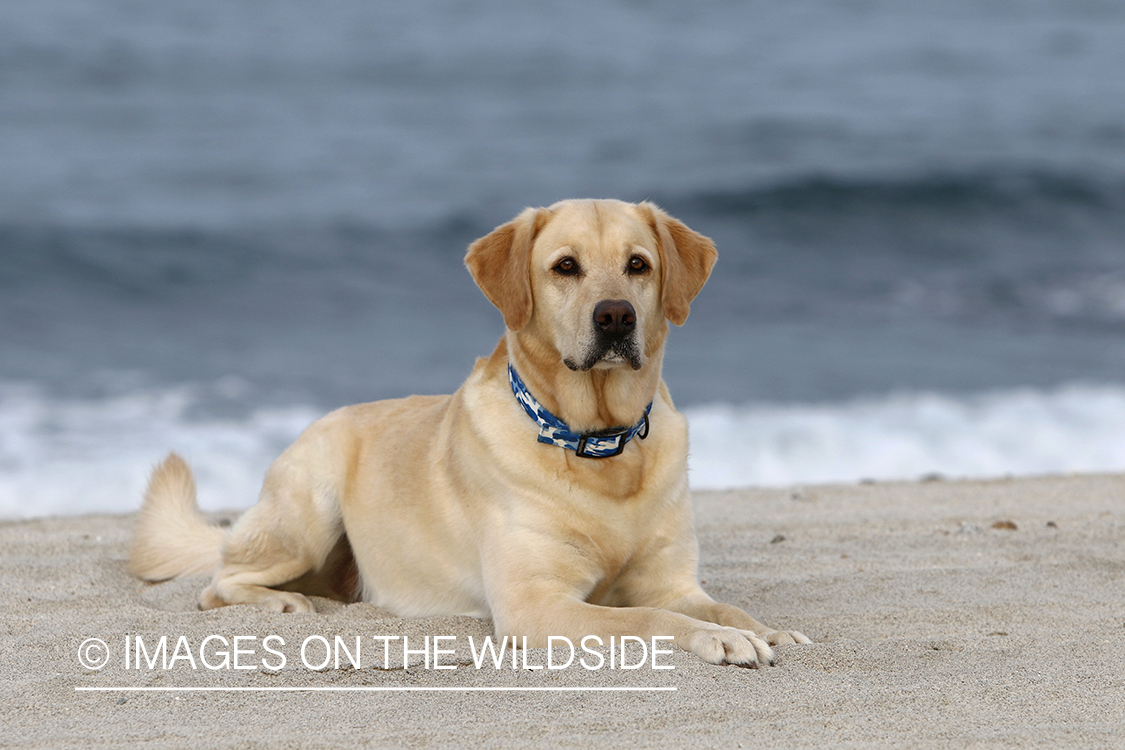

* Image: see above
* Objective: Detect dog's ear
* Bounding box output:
[465,207,550,331]
[640,202,718,326]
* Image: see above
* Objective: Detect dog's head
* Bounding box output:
[465,199,717,372]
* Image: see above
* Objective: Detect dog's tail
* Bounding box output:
[129,453,226,581]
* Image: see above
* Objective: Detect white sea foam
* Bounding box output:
[2,381,1124,518]
[684,383,1125,489]
[0,382,321,519]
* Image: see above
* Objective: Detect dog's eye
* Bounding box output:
[553,257,580,276]
[627,256,650,275]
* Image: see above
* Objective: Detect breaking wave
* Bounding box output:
[2,380,1123,518]
[685,383,1125,488]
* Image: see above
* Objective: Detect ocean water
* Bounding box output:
[2,1,1125,517]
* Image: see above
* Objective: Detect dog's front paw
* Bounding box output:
[681,627,775,668]
[260,592,315,613]
[760,629,813,646]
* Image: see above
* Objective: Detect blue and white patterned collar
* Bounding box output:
[508,363,651,458]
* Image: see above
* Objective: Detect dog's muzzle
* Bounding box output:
[565,299,643,371]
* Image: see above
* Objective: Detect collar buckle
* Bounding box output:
[575,430,627,458]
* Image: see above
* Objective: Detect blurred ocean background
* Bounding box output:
[3,1,1125,517]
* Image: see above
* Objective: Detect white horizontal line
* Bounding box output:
[76,686,675,693]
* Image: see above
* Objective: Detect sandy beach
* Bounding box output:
[2,473,1123,748]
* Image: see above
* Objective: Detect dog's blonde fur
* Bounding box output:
[131,199,809,667]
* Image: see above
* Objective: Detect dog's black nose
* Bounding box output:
[593,299,636,337]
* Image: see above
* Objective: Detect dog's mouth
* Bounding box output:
[563,335,643,372]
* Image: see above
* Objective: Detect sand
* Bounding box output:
[2,474,1123,748]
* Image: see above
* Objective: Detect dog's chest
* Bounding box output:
[555,496,673,606]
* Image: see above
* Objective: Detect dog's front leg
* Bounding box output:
[599,501,812,649]
[493,594,777,668]
[615,545,813,647]
[484,549,778,669]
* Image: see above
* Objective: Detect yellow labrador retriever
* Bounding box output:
[131,199,809,667]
